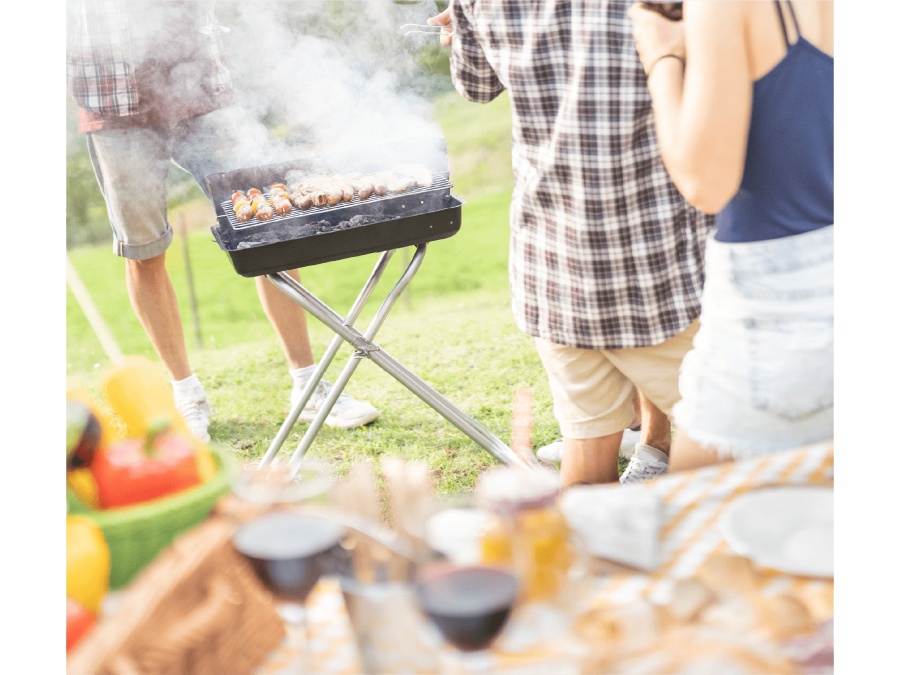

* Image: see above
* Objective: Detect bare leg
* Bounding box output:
[638,392,672,455]
[126,253,192,381]
[628,389,641,428]
[560,432,623,487]
[668,427,732,473]
[255,269,315,369]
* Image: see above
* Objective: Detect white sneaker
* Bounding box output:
[291,378,379,430]
[535,427,642,466]
[174,395,212,443]
[535,441,564,465]
[619,443,669,484]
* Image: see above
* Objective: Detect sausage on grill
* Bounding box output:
[290,191,313,210]
[325,187,343,206]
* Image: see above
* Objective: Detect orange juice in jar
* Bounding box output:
[477,467,572,602]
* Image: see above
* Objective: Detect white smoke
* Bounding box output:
[66,0,451,176]
[220,0,449,173]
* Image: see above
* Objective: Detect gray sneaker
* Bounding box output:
[174,395,212,443]
[291,378,379,430]
[619,443,669,484]
[535,427,642,466]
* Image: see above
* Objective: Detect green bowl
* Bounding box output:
[66,445,235,589]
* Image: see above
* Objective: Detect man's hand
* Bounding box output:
[427,6,453,47]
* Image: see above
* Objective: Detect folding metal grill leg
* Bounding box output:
[264,244,538,475]
[257,250,396,469]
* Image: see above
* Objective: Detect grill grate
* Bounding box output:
[221,172,452,230]
[207,154,462,277]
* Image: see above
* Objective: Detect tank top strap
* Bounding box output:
[784,0,802,40]
[773,1,791,48]
[774,1,803,48]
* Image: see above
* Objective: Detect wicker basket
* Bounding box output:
[67,445,235,589]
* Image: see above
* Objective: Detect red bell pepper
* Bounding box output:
[90,418,201,509]
[66,597,96,653]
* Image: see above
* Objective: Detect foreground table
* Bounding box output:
[258,441,834,674]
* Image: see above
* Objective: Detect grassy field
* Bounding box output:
[66,92,581,493]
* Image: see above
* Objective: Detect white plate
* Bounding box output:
[718,486,833,578]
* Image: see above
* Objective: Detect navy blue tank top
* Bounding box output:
[715,1,834,243]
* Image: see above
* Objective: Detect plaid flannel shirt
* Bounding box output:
[450,0,714,350]
[66,0,232,119]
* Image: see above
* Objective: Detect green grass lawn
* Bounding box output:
[66,92,579,492]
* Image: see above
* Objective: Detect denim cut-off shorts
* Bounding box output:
[86,106,271,261]
[673,226,834,460]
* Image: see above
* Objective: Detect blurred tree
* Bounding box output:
[66,98,109,249]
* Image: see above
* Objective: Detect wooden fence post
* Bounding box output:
[179,214,203,350]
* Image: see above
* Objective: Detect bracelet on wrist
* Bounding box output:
[646,54,685,79]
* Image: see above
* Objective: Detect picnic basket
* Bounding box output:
[66,444,235,589]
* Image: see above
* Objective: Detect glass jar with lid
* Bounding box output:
[476,466,572,602]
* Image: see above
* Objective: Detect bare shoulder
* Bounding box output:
[741,0,834,78]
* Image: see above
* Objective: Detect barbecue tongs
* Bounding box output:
[399,23,453,37]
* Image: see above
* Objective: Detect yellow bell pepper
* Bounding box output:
[100,356,192,439]
[67,469,100,510]
[66,515,110,614]
[101,357,217,484]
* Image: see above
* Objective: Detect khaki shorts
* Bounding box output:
[534,321,699,439]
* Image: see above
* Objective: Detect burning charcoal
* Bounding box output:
[235,231,283,249]
[309,219,337,235]
[349,215,379,228]
[257,232,284,245]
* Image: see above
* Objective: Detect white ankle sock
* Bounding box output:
[633,443,669,464]
[290,364,317,382]
[171,374,205,400]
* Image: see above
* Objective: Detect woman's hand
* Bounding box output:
[426,6,454,47]
[628,3,686,76]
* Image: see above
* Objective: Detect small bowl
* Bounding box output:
[231,459,335,508]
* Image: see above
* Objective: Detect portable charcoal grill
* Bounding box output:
[206,150,537,476]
